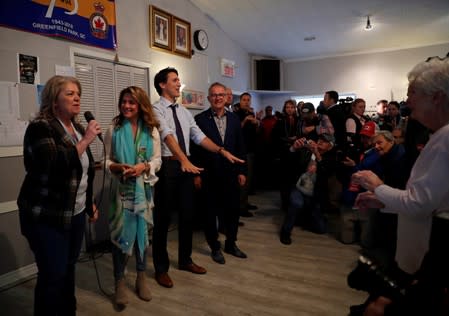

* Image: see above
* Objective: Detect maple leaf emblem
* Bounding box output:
[94,17,104,29]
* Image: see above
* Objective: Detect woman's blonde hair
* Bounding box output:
[38,75,81,120]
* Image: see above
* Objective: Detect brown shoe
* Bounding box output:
[136,271,152,301]
[115,278,129,307]
[155,272,173,288]
[178,262,207,274]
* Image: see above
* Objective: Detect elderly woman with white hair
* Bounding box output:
[352,56,449,315]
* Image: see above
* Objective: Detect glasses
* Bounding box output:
[426,52,449,62]
[209,93,226,98]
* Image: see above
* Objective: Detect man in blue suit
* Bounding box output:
[192,82,248,264]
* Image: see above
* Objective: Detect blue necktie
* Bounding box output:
[170,104,186,153]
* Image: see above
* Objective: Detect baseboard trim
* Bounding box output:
[0,263,37,291]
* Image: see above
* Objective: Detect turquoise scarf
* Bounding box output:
[110,119,153,257]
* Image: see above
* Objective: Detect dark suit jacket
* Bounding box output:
[192,108,247,178]
[326,104,347,149]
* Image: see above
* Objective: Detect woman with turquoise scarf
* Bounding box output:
[104,86,161,308]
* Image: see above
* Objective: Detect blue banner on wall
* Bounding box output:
[0,0,117,50]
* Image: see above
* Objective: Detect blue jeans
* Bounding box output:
[112,242,147,281]
[281,188,305,233]
[281,188,325,234]
[23,211,86,316]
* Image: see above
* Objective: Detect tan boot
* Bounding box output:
[136,271,152,301]
[115,278,129,307]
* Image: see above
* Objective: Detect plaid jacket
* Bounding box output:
[17,118,95,231]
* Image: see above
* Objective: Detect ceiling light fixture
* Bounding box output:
[365,15,373,31]
[304,36,316,41]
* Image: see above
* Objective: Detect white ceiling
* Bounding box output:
[190,0,449,60]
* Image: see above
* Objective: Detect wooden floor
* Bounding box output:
[0,190,366,316]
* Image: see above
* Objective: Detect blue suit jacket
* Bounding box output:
[191,108,247,177]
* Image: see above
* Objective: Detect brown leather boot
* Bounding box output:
[115,278,129,307]
[136,271,152,301]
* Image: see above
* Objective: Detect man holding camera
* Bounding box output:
[279,133,337,243]
[299,102,335,140]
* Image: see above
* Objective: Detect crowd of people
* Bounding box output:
[17,55,449,315]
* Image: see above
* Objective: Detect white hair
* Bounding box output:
[408,57,449,98]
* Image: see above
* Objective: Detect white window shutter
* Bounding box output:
[74,56,149,162]
[95,64,116,162]
[75,60,102,160]
[115,64,149,96]
[75,56,115,161]
[115,67,132,103]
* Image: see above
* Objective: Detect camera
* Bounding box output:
[347,255,406,301]
[303,139,312,146]
[338,97,354,116]
[335,150,345,162]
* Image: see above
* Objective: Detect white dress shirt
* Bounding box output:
[152,96,206,156]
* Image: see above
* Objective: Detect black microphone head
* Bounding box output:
[83,111,103,142]
[84,111,95,123]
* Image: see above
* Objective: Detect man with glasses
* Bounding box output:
[192,82,248,264]
[151,68,243,288]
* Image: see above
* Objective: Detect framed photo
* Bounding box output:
[221,58,235,78]
[150,6,172,51]
[172,16,191,58]
[18,53,39,84]
[181,89,205,109]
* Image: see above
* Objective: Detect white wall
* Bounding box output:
[116,0,250,103]
[0,0,250,103]
[257,93,297,113]
[283,43,449,112]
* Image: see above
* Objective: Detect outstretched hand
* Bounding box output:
[222,150,245,164]
[180,160,204,174]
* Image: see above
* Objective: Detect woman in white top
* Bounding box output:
[353,56,449,315]
[104,86,161,307]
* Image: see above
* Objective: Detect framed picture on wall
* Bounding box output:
[181,89,205,109]
[221,58,235,78]
[172,16,191,58]
[150,5,172,51]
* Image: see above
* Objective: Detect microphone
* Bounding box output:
[84,111,103,142]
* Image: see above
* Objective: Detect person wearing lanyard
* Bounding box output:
[17,75,100,315]
[151,67,244,288]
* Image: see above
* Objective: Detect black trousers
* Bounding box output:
[384,216,449,315]
[202,172,240,251]
[152,160,195,273]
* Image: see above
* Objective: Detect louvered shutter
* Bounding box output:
[74,55,150,162]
